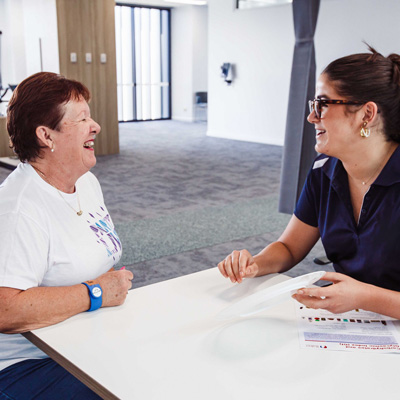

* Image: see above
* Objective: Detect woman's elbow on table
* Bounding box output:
[0,287,28,334]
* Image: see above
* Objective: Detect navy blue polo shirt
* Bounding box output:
[294,145,400,291]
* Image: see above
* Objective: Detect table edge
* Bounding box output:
[22,331,119,400]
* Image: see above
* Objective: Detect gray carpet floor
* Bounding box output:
[0,120,333,288]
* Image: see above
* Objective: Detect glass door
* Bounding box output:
[115,4,171,121]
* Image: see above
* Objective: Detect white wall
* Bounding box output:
[21,0,59,77]
[0,0,26,90]
[0,0,59,114]
[207,1,294,145]
[171,5,208,122]
[171,6,194,122]
[192,6,208,94]
[316,0,400,74]
[207,0,400,146]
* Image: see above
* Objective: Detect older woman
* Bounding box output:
[218,46,400,319]
[0,72,133,399]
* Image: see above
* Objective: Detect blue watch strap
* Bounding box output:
[82,282,103,312]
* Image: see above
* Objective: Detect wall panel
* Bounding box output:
[0,117,14,157]
[56,0,119,155]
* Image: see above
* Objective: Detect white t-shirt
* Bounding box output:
[0,163,122,371]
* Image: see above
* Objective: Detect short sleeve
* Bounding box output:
[294,169,319,228]
[0,212,49,290]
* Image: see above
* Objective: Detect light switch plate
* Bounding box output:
[70,52,77,63]
[85,53,92,63]
[100,53,107,64]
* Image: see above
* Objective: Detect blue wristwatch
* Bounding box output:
[81,282,103,312]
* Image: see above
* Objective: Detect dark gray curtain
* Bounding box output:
[278,0,320,214]
[0,31,3,90]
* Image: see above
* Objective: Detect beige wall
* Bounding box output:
[56,0,119,155]
[0,117,14,157]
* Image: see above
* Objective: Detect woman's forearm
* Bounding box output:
[253,215,320,277]
[253,241,297,277]
[0,269,133,334]
[0,285,90,334]
[361,284,400,320]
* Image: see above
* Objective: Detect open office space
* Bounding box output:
[1,0,400,399]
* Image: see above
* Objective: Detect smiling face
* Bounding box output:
[307,74,362,158]
[51,97,101,177]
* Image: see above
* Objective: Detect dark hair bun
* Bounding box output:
[388,53,400,85]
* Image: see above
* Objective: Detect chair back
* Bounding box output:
[195,92,207,105]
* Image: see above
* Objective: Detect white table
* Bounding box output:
[24,268,400,400]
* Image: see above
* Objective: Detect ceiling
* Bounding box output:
[116,0,207,8]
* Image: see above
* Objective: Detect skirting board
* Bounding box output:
[172,116,194,123]
[206,130,283,147]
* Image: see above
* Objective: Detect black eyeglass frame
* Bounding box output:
[308,99,365,119]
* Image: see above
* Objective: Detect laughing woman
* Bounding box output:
[0,72,133,399]
[218,46,400,319]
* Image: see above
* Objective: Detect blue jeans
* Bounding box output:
[0,358,101,399]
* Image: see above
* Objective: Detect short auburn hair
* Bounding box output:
[7,72,91,162]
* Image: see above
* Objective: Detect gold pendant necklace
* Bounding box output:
[360,144,396,186]
[361,162,383,186]
[31,165,83,216]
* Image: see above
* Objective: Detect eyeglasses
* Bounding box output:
[308,99,364,119]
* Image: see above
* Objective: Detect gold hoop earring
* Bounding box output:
[360,121,370,138]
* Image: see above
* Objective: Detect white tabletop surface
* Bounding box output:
[24,268,400,400]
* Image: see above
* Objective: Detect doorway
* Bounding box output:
[115,4,171,121]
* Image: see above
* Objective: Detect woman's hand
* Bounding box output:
[217,216,321,285]
[217,249,259,283]
[292,272,370,314]
[96,268,134,307]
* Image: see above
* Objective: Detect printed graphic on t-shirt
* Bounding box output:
[87,207,122,261]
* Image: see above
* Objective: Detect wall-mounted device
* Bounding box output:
[85,53,92,63]
[100,53,107,64]
[221,63,233,85]
[70,52,77,63]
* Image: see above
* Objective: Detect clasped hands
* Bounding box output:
[218,249,369,314]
